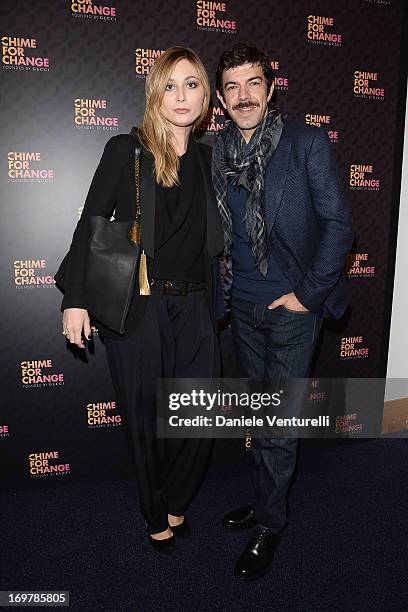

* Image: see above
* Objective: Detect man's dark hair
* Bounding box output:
[215,43,275,96]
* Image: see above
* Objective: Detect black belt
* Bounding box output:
[150,279,206,296]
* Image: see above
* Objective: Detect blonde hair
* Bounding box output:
[138,46,211,187]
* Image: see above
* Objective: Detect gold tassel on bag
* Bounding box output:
[129,150,150,296]
[139,250,150,295]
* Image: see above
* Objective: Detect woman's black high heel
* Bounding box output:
[148,533,176,553]
[169,517,191,538]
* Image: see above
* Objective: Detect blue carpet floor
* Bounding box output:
[1,438,407,612]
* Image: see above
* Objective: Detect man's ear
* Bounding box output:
[267,83,275,103]
[216,90,227,110]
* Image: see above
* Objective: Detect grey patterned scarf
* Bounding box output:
[212,108,283,276]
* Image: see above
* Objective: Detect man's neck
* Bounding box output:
[238,127,255,144]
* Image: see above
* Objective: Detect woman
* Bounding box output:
[55,47,224,551]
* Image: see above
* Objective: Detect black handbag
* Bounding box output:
[83,144,150,334]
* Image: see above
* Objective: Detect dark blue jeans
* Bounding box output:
[230,297,322,533]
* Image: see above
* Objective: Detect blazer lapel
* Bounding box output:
[139,145,156,259]
[264,125,292,236]
[195,143,224,258]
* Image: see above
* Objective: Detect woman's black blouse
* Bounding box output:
[151,138,206,282]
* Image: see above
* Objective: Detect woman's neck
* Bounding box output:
[170,125,192,156]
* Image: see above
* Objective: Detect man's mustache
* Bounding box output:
[232,101,260,110]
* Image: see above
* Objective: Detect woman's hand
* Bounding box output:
[62,308,91,349]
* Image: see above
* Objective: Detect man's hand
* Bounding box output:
[268,292,309,312]
[62,308,91,349]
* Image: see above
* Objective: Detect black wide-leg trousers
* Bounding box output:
[103,288,220,534]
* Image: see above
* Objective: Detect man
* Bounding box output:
[212,43,353,581]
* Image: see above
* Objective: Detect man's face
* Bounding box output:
[217,62,274,142]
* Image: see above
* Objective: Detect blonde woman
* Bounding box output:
[56,47,224,551]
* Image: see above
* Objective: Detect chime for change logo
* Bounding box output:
[8,152,53,182]
[71,0,117,21]
[340,337,369,359]
[200,106,225,135]
[87,401,122,428]
[21,360,64,388]
[335,413,363,434]
[345,253,375,278]
[74,99,119,129]
[305,113,339,143]
[196,1,237,34]
[349,164,380,190]
[135,48,165,78]
[307,15,342,46]
[0,424,10,438]
[271,60,289,92]
[14,260,55,288]
[1,36,49,71]
[353,71,385,100]
[28,451,70,478]
[308,379,327,403]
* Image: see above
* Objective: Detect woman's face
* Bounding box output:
[160,58,205,129]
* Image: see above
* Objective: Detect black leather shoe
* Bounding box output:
[169,517,191,538]
[222,505,257,530]
[148,534,176,553]
[234,527,281,581]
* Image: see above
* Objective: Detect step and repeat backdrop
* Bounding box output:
[0,0,405,489]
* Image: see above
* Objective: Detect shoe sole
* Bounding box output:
[234,562,273,581]
[171,529,192,538]
[169,520,192,537]
[148,537,176,553]
[222,520,258,530]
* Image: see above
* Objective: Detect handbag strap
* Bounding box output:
[134,146,141,221]
[133,143,150,295]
